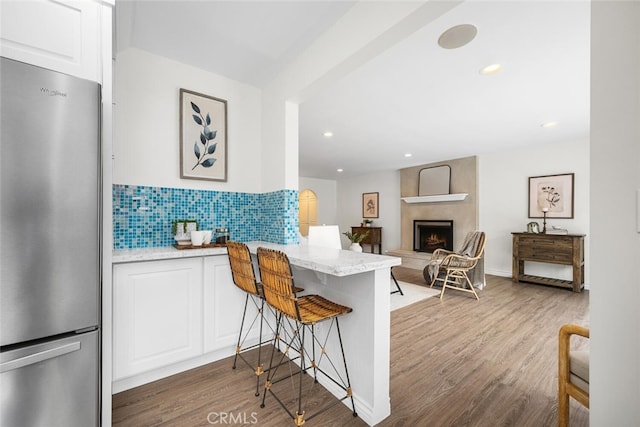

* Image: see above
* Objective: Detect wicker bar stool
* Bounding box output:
[256,247,357,426]
[227,241,303,396]
[226,241,270,396]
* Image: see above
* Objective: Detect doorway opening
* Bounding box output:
[298,189,317,236]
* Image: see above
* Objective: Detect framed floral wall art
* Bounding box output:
[362,192,379,218]
[180,89,227,181]
[528,173,574,218]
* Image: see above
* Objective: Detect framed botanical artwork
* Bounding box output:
[528,173,574,218]
[180,89,227,181]
[362,192,379,218]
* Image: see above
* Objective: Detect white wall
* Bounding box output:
[479,139,590,283]
[590,2,640,424]
[336,170,401,251]
[329,138,589,283]
[114,48,263,193]
[299,177,338,226]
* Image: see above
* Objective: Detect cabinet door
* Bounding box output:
[203,256,263,354]
[113,258,203,380]
[0,0,100,81]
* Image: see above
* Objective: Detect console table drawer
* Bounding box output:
[517,235,573,247]
[518,245,573,262]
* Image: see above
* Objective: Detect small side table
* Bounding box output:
[351,226,382,254]
[512,232,585,292]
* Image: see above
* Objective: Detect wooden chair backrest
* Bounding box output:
[226,241,260,296]
[256,247,299,320]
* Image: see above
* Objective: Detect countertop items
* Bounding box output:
[113,241,400,276]
[173,242,226,250]
[113,245,227,263]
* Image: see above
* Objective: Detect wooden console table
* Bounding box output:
[512,232,585,292]
[352,226,382,254]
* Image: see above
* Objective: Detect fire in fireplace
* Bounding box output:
[413,220,454,253]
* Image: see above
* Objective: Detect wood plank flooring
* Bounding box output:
[113,267,589,426]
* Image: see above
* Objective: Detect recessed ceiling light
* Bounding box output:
[480,63,502,75]
[323,131,333,137]
[336,168,343,172]
[541,121,559,128]
[438,24,478,49]
[404,153,413,158]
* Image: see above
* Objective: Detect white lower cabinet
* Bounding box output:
[113,257,203,380]
[113,255,259,387]
[203,256,261,354]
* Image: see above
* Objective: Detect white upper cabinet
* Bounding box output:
[0,0,105,82]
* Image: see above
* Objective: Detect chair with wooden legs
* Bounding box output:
[427,231,486,300]
[558,323,589,427]
[226,241,303,397]
[256,247,357,426]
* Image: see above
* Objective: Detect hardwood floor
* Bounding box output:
[113,268,589,426]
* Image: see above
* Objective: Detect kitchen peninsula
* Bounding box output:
[112,242,400,426]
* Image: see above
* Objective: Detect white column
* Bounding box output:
[590,1,640,424]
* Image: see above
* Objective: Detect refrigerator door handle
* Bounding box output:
[0,342,81,373]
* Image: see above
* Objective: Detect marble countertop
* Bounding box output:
[113,241,401,276]
[112,245,228,263]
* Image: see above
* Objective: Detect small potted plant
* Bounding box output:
[342,230,369,252]
[363,219,373,227]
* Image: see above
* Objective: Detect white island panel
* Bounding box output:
[287,265,392,426]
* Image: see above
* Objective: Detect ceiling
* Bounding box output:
[117,1,590,180]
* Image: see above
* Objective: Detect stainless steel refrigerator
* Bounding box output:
[0,57,101,426]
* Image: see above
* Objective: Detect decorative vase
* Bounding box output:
[350,243,363,252]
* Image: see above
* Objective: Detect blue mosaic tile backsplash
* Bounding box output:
[113,184,299,249]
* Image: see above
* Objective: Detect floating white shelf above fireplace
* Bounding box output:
[401,193,468,203]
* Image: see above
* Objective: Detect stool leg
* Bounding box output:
[261,313,300,409]
[253,298,265,396]
[261,315,358,423]
[260,312,281,409]
[296,324,306,425]
[233,293,250,370]
[335,318,357,418]
[311,324,318,383]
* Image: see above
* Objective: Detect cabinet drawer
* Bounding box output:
[518,247,572,263]
[518,236,572,248]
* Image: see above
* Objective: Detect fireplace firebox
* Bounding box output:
[413,220,454,253]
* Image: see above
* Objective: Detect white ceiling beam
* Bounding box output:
[265,0,463,103]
